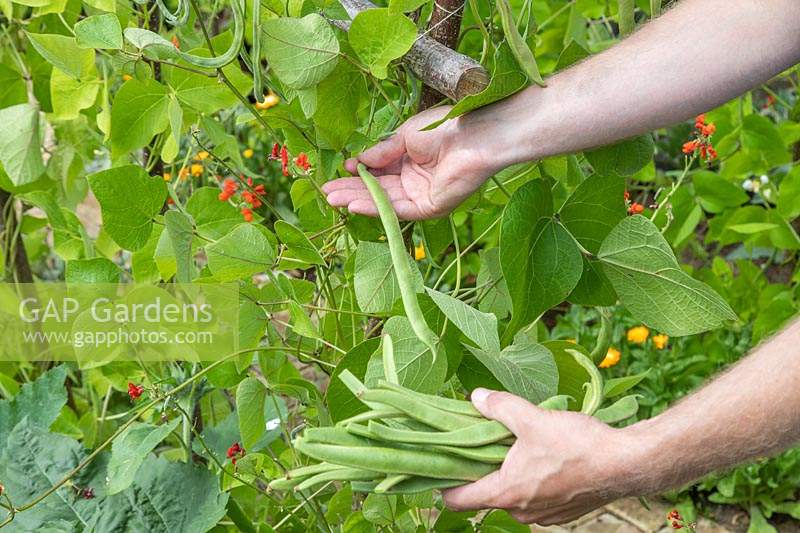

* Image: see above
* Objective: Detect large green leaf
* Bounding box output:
[50,67,100,120]
[110,79,171,156]
[349,8,416,79]
[88,165,167,251]
[500,180,583,334]
[0,103,46,186]
[353,241,424,314]
[584,135,654,177]
[275,220,325,265]
[206,224,275,282]
[692,170,748,214]
[25,32,95,79]
[106,419,180,495]
[0,63,27,108]
[476,248,512,319]
[74,13,123,49]
[425,288,500,353]
[164,210,194,282]
[261,14,339,89]
[65,257,121,283]
[465,339,558,404]
[237,377,266,450]
[559,173,626,254]
[495,0,543,85]
[327,338,381,422]
[424,43,527,129]
[598,215,737,335]
[313,61,366,150]
[0,365,66,450]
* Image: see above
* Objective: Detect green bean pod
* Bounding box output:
[431,443,509,464]
[374,474,411,494]
[360,389,479,431]
[376,380,482,417]
[366,420,511,447]
[295,438,497,481]
[250,0,263,103]
[357,164,439,356]
[566,348,605,415]
[352,477,464,494]
[176,0,245,69]
[155,0,189,25]
[589,307,613,365]
[334,407,405,427]
[267,462,343,490]
[303,427,375,447]
[294,467,379,492]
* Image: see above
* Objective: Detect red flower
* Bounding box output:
[682,140,698,154]
[628,202,645,215]
[227,442,245,465]
[700,123,716,136]
[127,382,144,401]
[280,145,289,176]
[241,207,253,222]
[294,152,310,171]
[271,143,280,159]
[82,487,95,499]
[623,190,630,201]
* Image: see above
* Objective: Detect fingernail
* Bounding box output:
[470,388,489,409]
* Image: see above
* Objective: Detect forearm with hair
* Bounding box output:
[456,0,800,171]
[618,320,800,495]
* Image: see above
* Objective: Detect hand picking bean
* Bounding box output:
[365,420,512,447]
[294,438,496,481]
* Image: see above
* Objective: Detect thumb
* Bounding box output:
[470,388,542,437]
[345,131,406,174]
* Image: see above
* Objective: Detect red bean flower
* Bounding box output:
[127,382,144,401]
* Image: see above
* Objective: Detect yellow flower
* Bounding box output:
[190,163,203,177]
[414,243,425,260]
[122,74,133,81]
[255,91,280,111]
[178,167,189,180]
[599,347,621,368]
[162,172,172,181]
[652,333,669,350]
[626,325,650,344]
[243,148,254,159]
[196,151,209,161]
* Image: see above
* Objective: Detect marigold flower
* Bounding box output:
[243,148,254,159]
[241,207,253,222]
[652,333,669,349]
[599,347,621,368]
[627,325,650,344]
[255,91,280,110]
[122,74,133,81]
[163,172,171,181]
[127,382,144,401]
[414,243,425,260]
[190,163,203,177]
[196,151,209,161]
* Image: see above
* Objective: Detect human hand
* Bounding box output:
[442,389,638,525]
[321,107,503,220]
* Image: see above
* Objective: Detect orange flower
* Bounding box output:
[414,243,425,260]
[162,172,171,181]
[599,347,621,368]
[682,140,699,154]
[628,202,645,215]
[190,163,203,177]
[195,151,209,161]
[294,152,311,171]
[171,35,180,50]
[700,123,716,137]
[626,325,650,344]
[179,167,189,180]
[652,334,669,349]
[255,91,280,110]
[241,207,253,222]
[122,74,133,81]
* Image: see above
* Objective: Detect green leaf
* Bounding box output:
[425,288,500,353]
[349,8,417,79]
[567,257,617,306]
[237,377,266,450]
[122,28,180,61]
[495,0,543,85]
[93,456,229,531]
[778,167,800,219]
[206,223,275,282]
[500,180,583,334]
[594,395,639,424]
[74,13,123,49]
[354,241,424,314]
[0,103,46,186]
[88,165,167,251]
[275,220,325,265]
[559,173,626,254]
[598,215,737,336]
[50,67,100,120]
[376,316,447,393]
[584,135,654,177]
[25,32,95,79]
[476,248,512,319]
[106,419,180,494]
[692,171,748,213]
[465,339,558,404]
[728,222,779,234]
[603,370,648,397]
[0,63,27,108]
[313,61,366,150]
[289,300,321,339]
[741,114,791,168]
[110,79,171,156]
[747,506,778,533]
[164,210,194,282]
[65,257,121,283]
[424,43,526,129]
[0,365,66,450]
[261,14,339,89]
[388,0,428,14]
[327,338,381,422]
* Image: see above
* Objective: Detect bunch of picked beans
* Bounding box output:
[268,372,514,495]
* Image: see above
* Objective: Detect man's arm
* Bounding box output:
[442,320,800,525]
[324,0,800,219]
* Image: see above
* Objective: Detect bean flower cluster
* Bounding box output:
[667,509,696,531]
[127,382,144,401]
[227,442,245,466]
[270,143,311,176]
[682,114,717,161]
[217,177,267,222]
[624,190,645,215]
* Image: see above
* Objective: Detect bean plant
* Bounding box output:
[0,0,798,530]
